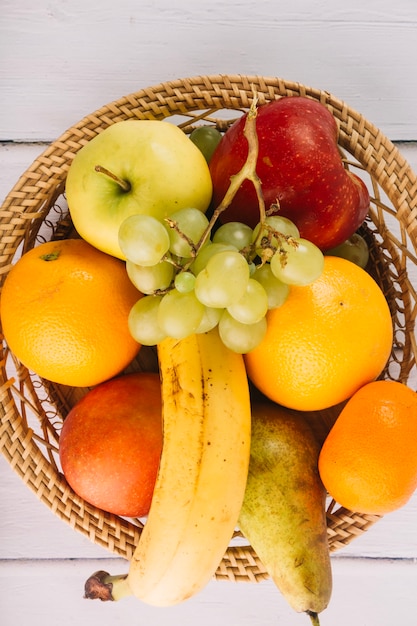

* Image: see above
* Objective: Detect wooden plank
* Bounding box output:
[1,0,417,141]
[0,557,416,626]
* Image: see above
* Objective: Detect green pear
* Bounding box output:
[239,402,332,624]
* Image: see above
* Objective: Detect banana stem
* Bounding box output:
[84,570,133,602]
[307,611,321,626]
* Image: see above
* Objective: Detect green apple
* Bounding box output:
[65,120,213,259]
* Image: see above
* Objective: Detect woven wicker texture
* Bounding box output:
[1,75,416,582]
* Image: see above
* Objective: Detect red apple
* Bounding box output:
[59,372,163,518]
[209,96,370,251]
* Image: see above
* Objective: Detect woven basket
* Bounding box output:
[1,75,417,582]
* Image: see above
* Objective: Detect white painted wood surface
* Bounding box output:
[1,1,417,624]
[1,0,417,142]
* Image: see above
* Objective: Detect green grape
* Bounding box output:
[195,306,223,334]
[119,214,170,266]
[166,207,209,258]
[191,242,237,275]
[218,310,267,354]
[126,259,174,294]
[270,237,324,286]
[252,263,290,309]
[189,126,223,163]
[325,233,369,269]
[227,278,268,324]
[128,295,166,345]
[252,216,300,257]
[213,222,254,250]
[174,271,196,293]
[157,289,205,339]
[194,250,250,308]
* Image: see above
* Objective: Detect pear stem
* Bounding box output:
[94,164,131,192]
[307,611,321,626]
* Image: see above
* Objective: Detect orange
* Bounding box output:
[0,238,142,387]
[318,380,417,515]
[244,256,393,411]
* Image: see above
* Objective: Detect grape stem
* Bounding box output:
[165,88,266,282]
[198,88,266,250]
[165,216,199,257]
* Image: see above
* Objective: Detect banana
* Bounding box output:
[84,327,251,605]
[238,402,332,624]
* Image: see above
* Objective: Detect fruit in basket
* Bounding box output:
[112,102,326,354]
[209,96,370,251]
[84,327,251,606]
[239,402,332,623]
[122,212,324,352]
[189,125,223,163]
[319,380,417,515]
[65,120,213,259]
[59,372,163,517]
[118,213,171,266]
[244,256,393,411]
[324,232,370,268]
[0,238,141,387]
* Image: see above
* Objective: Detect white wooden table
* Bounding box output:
[1,2,417,624]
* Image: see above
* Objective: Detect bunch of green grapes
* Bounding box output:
[119,210,324,353]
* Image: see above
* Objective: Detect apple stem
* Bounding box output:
[94,165,131,192]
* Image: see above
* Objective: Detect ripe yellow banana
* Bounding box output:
[85,327,251,606]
